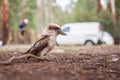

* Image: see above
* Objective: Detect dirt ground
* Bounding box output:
[0,45,120,80]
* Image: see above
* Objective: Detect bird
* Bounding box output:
[24,23,66,60]
[0,23,66,65]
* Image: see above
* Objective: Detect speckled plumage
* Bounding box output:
[25,23,66,60]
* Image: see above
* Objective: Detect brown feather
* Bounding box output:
[25,35,50,56]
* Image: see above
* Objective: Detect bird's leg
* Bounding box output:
[40,48,50,60]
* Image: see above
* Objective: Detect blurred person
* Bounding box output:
[19,18,29,42]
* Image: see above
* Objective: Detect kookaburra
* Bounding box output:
[24,23,66,60]
[0,23,66,65]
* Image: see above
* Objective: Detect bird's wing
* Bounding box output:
[25,35,50,55]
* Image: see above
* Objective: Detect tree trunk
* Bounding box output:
[109,0,116,28]
[21,0,27,18]
[2,0,9,45]
[44,0,49,25]
[97,0,102,13]
[36,0,44,35]
[0,1,2,39]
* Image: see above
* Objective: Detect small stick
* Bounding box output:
[0,53,43,65]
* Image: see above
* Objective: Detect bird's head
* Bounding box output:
[43,23,66,36]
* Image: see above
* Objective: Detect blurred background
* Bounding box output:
[0,0,120,45]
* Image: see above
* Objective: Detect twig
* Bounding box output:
[0,53,44,65]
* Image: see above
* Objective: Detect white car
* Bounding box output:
[56,22,103,46]
[102,31,114,45]
[0,40,3,46]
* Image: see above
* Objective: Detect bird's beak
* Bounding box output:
[58,29,67,35]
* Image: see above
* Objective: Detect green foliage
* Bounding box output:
[98,10,115,35]
[74,0,97,22]
[59,0,100,29]
[97,0,120,37]
[9,0,37,30]
[115,0,120,36]
[53,7,66,25]
[9,0,21,30]
[27,0,36,9]
[25,12,36,29]
[5,0,120,37]
[0,0,2,6]
[24,0,37,30]
[68,0,119,37]
[115,0,120,16]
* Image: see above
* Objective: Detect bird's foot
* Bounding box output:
[47,55,57,60]
[40,56,50,61]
